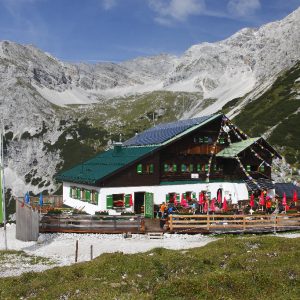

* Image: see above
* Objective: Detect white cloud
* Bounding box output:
[227,0,261,17]
[149,0,206,25]
[102,0,117,10]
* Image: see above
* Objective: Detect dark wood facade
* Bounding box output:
[97,115,277,188]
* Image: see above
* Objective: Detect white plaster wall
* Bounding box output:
[63,181,249,215]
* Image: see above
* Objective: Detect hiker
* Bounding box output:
[159,202,167,218]
[266,197,272,214]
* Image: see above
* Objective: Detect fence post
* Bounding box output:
[113,216,117,230]
[90,245,93,260]
[207,215,210,231]
[243,215,246,231]
[169,215,173,232]
[75,240,79,263]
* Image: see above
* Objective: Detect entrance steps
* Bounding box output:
[147,232,164,239]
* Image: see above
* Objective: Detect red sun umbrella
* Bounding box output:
[293,190,298,203]
[259,191,265,206]
[129,194,133,207]
[282,192,287,206]
[199,192,204,205]
[217,190,222,203]
[250,194,255,208]
[222,197,227,211]
[203,200,208,213]
[210,198,216,212]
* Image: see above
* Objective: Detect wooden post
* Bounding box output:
[90,245,93,260]
[243,215,246,231]
[207,214,210,231]
[75,240,78,263]
[169,214,173,232]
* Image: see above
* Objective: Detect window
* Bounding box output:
[246,165,251,172]
[259,165,265,172]
[112,194,125,208]
[189,164,194,172]
[181,164,187,172]
[146,164,154,174]
[164,164,169,172]
[204,136,209,143]
[197,164,202,172]
[199,137,204,143]
[137,164,143,174]
[173,164,177,172]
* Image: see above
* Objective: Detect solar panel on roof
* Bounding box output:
[123,115,214,146]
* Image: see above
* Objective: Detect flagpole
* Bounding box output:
[0,129,8,250]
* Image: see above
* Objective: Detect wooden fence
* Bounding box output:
[168,214,300,233]
[40,215,145,234]
[16,199,40,241]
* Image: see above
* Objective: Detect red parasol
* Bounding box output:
[250,194,255,208]
[210,198,216,212]
[282,192,287,206]
[222,197,227,211]
[199,192,204,205]
[217,190,222,203]
[259,191,265,206]
[203,201,208,213]
[293,190,298,203]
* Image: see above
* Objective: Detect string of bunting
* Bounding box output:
[205,117,225,182]
[226,118,273,168]
[223,121,261,189]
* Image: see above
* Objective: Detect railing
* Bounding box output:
[168,214,300,233]
[17,195,63,211]
[40,214,145,233]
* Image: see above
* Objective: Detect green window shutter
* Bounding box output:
[213,164,217,171]
[192,192,196,200]
[173,164,177,172]
[166,194,170,203]
[260,165,265,172]
[219,137,225,144]
[137,164,143,174]
[149,164,154,174]
[190,164,194,172]
[125,194,131,208]
[176,193,180,201]
[197,164,201,172]
[86,190,91,202]
[246,165,251,172]
[205,164,209,172]
[181,164,186,172]
[95,192,99,204]
[164,164,169,172]
[199,137,204,143]
[69,187,73,198]
[77,188,81,200]
[204,136,209,143]
[106,195,113,209]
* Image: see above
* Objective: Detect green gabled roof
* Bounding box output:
[216,137,261,158]
[56,146,157,185]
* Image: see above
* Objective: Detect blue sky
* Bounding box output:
[0,0,299,62]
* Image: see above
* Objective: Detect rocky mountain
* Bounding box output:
[0,7,300,196]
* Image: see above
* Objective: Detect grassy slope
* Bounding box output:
[0,236,299,300]
[233,61,300,167]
